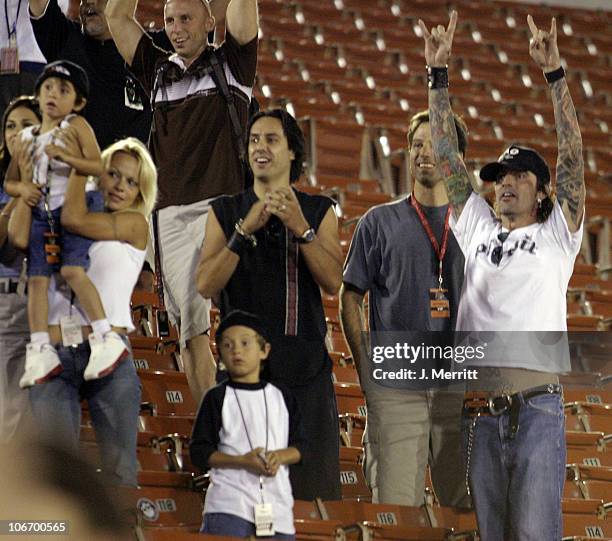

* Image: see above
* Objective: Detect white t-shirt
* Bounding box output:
[452,192,583,333]
[21,120,96,210]
[450,193,583,373]
[48,240,146,332]
[191,381,306,534]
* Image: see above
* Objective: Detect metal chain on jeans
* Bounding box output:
[464,412,480,497]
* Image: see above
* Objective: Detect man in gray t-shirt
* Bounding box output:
[340,110,469,507]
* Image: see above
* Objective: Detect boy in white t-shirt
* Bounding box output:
[190,310,306,540]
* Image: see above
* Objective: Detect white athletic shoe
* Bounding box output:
[84,331,129,381]
[20,343,63,389]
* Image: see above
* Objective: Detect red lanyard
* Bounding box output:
[410,194,451,285]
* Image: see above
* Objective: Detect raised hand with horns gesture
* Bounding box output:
[418,11,458,68]
[527,15,562,73]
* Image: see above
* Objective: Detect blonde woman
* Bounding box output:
[13,137,157,485]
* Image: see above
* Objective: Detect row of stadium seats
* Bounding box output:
[92,289,610,539]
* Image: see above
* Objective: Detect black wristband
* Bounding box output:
[227,231,249,255]
[544,66,565,84]
[427,66,449,89]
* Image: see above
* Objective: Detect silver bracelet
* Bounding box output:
[235,219,257,248]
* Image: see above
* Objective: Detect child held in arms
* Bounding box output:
[5,60,128,388]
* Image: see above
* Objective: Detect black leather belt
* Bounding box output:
[463,384,562,439]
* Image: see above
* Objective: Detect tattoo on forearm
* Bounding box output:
[429,88,473,217]
[551,78,585,227]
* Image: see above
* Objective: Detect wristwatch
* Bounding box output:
[296,227,315,244]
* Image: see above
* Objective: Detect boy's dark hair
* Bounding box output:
[407,110,469,156]
[37,84,86,109]
[246,109,305,183]
[35,60,90,108]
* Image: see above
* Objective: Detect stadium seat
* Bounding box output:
[294,500,323,521]
[564,389,612,405]
[562,497,611,539]
[335,383,367,417]
[121,486,203,529]
[333,365,360,385]
[294,519,346,541]
[342,521,452,541]
[339,446,364,465]
[339,413,366,448]
[338,462,371,501]
[321,500,430,528]
[565,403,612,435]
[139,370,198,417]
[422,504,479,535]
[564,464,612,502]
[132,349,179,372]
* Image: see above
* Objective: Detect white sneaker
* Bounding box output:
[20,343,63,389]
[84,331,129,381]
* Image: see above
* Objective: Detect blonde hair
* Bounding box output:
[100,138,158,218]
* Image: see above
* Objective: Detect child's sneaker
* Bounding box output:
[84,331,129,380]
[20,343,63,388]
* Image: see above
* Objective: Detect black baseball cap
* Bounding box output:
[35,60,90,100]
[480,145,550,185]
[215,310,269,343]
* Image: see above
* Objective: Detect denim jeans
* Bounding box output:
[29,337,141,486]
[463,392,565,540]
[28,191,104,276]
[0,292,32,443]
[201,512,295,540]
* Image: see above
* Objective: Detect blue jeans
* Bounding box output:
[463,392,565,541]
[29,336,141,486]
[202,513,295,540]
[28,191,104,276]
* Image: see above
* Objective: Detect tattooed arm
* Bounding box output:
[527,15,585,232]
[429,88,473,220]
[419,12,473,221]
[550,78,584,232]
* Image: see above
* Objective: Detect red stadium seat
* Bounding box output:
[121,486,203,529]
[139,370,198,417]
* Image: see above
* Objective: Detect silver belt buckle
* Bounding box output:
[489,395,511,416]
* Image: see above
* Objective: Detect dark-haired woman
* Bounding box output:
[0,96,41,442]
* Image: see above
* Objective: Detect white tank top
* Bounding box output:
[21,117,97,211]
[48,240,146,332]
